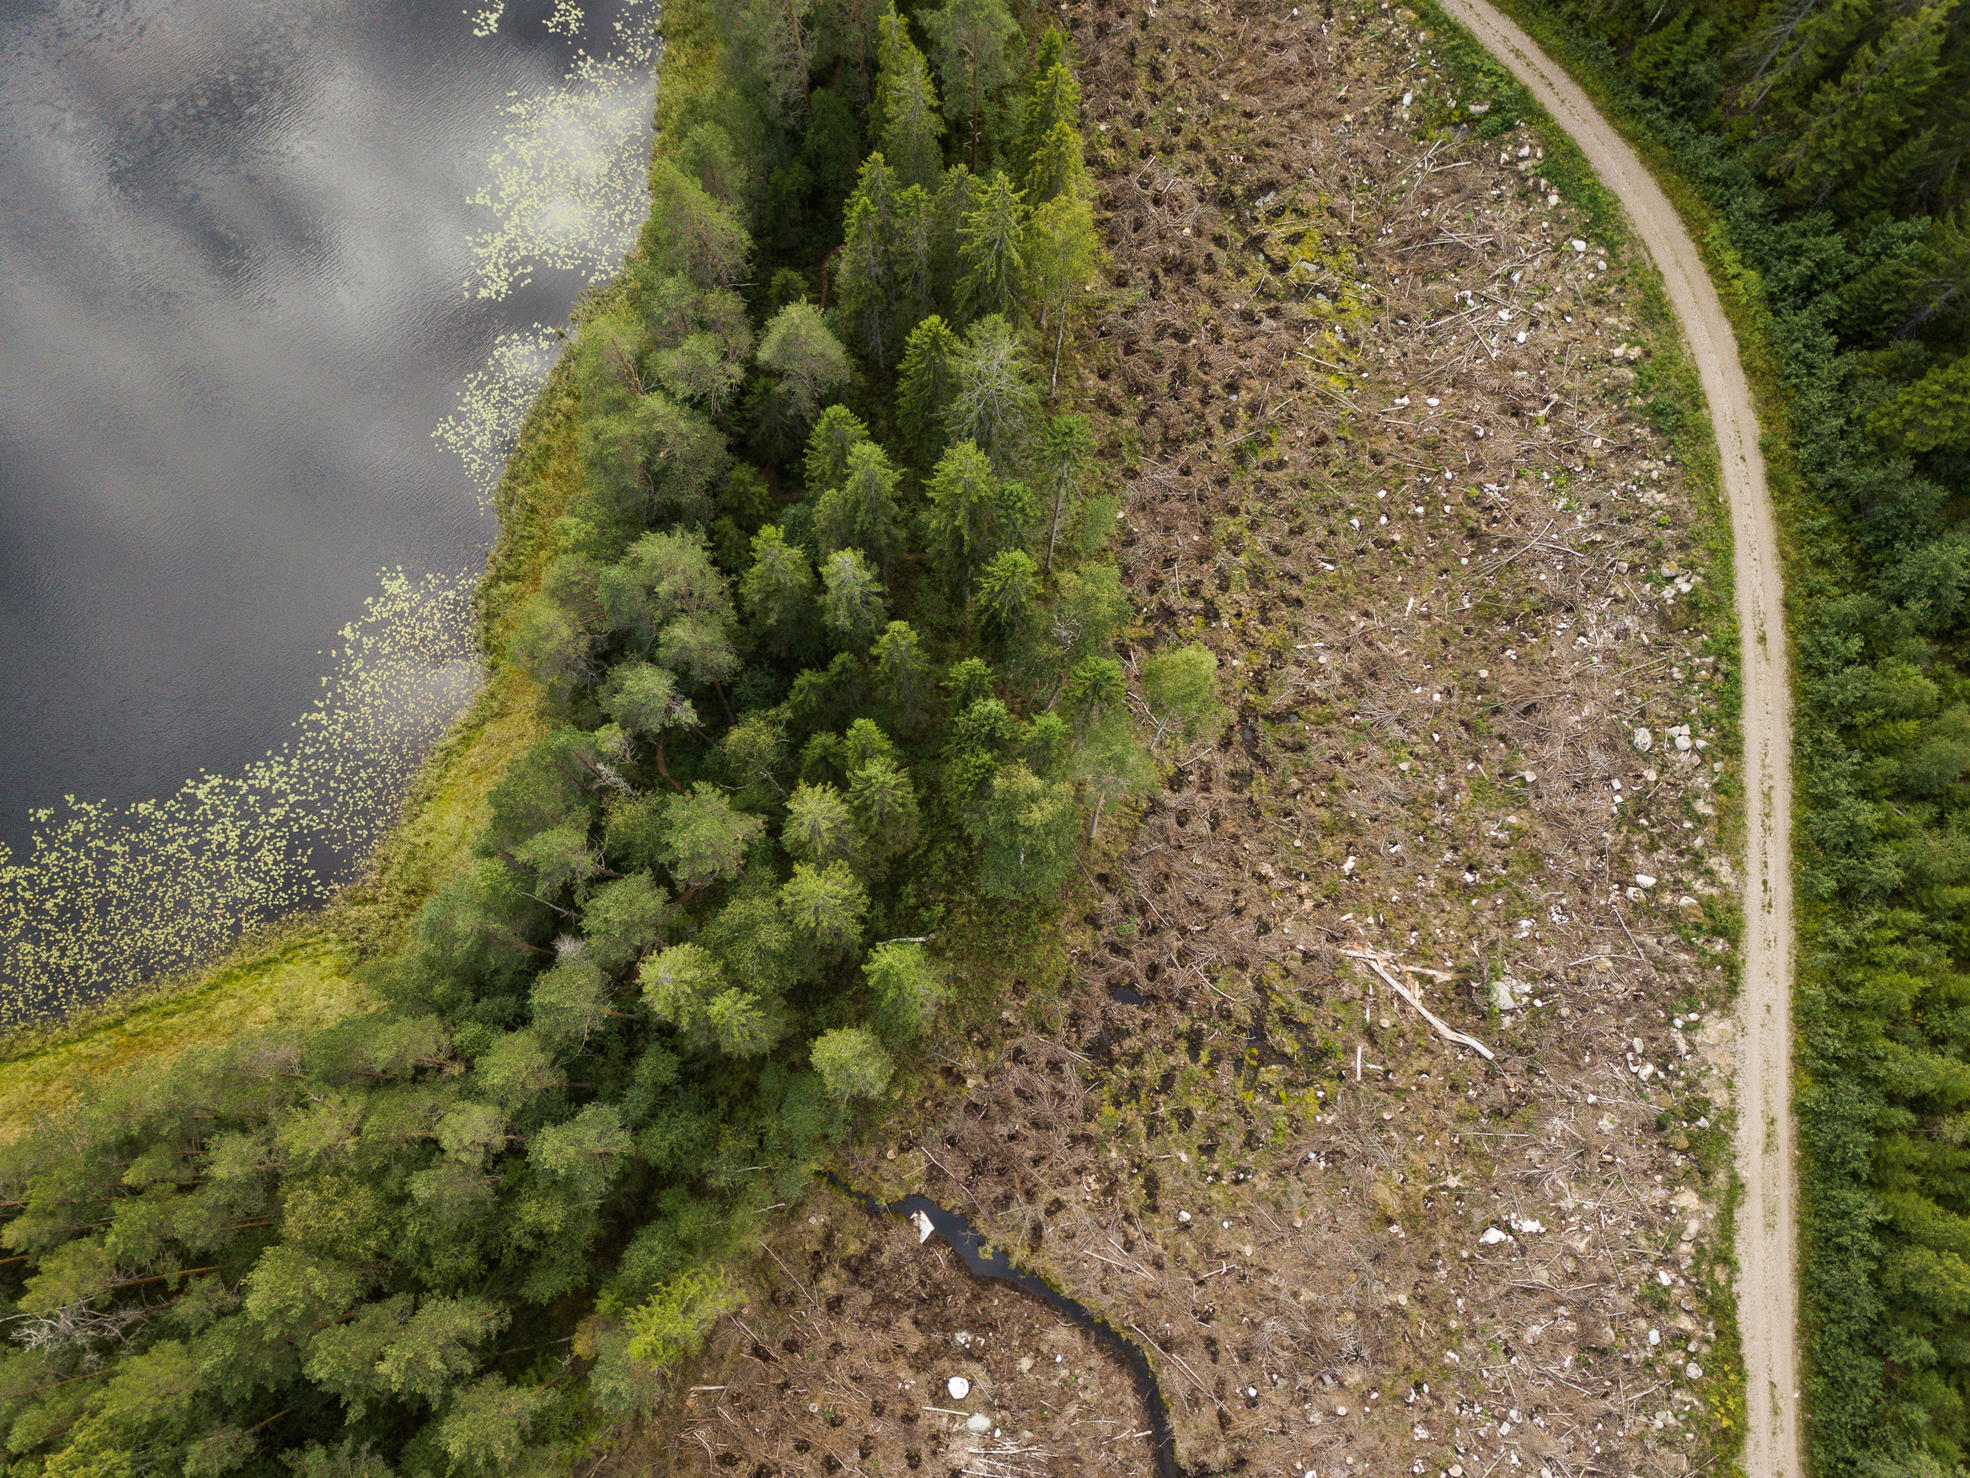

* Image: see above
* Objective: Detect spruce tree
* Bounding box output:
[965,762,1077,897]
[1017,50,1085,200]
[835,152,901,367]
[893,183,938,333]
[959,171,1028,320]
[819,548,892,650]
[780,861,869,953]
[1873,354,1970,453]
[1024,115,1088,205]
[1770,0,1957,207]
[896,314,961,466]
[810,1026,893,1100]
[783,780,863,865]
[1013,28,1073,173]
[740,526,818,654]
[866,939,940,1040]
[975,548,1041,645]
[804,404,875,495]
[655,784,764,894]
[933,164,983,315]
[799,405,870,498]
[875,5,945,189]
[815,440,905,571]
[849,756,920,855]
[871,620,935,724]
[924,439,1021,597]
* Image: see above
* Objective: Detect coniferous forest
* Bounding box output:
[0,5,1202,1472]
[1497,0,1969,1471]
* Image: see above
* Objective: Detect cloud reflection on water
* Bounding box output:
[0,0,656,1018]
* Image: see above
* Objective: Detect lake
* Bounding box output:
[0,0,656,1019]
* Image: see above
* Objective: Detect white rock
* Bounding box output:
[1635,873,1657,888]
[1491,977,1517,1012]
[1674,734,1693,751]
[1178,1210,1192,1223]
[1686,1362,1704,1380]
[966,1413,993,1432]
[1633,727,1653,752]
[1480,1227,1511,1245]
[1571,239,1587,252]
[947,1376,972,1400]
[913,1210,935,1244]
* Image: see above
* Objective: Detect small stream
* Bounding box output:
[830,1178,1187,1478]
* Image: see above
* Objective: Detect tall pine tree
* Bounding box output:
[922,0,1021,169]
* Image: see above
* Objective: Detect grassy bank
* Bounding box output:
[0,319,571,1141]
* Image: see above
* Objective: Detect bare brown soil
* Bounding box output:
[647,1,1751,1474]
[610,1185,1166,1475]
[1436,4,1797,1470]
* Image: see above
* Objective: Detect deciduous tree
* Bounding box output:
[1025,194,1099,393]
[946,314,1039,472]
[810,1026,894,1100]
[758,301,853,431]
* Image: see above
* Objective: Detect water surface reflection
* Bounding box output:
[0,0,656,1018]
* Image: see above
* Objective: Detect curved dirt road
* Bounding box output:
[1433,3,1799,1474]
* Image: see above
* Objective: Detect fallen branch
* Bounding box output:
[1345,950,1496,1062]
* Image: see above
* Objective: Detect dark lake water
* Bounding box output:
[0,0,656,1018]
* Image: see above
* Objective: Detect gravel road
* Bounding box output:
[1433,4,1800,1472]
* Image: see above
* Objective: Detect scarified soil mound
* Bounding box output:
[650,1,1750,1474]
